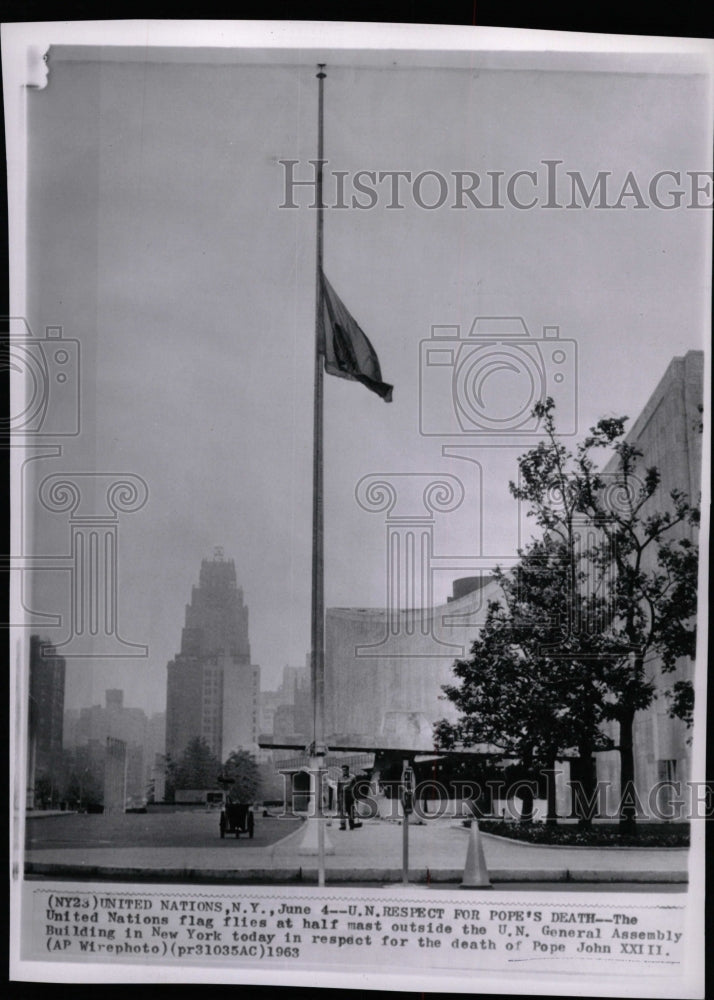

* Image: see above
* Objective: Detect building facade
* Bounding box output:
[104,737,128,814]
[595,350,703,814]
[64,689,150,805]
[323,352,703,818]
[271,588,503,817]
[165,548,260,765]
[75,689,148,748]
[325,576,495,749]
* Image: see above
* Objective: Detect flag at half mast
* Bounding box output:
[319,271,393,402]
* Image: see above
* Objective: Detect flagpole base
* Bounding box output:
[294,755,335,856]
[294,815,335,855]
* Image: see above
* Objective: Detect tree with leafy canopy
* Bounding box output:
[33,773,56,810]
[165,736,221,801]
[438,398,699,831]
[219,749,260,804]
[59,746,104,810]
[511,398,699,831]
[573,411,699,831]
[436,532,615,825]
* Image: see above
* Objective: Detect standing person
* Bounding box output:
[338,764,356,830]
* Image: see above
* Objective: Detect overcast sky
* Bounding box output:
[20,41,710,714]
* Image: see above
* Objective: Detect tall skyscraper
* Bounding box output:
[104,737,128,814]
[27,635,66,808]
[165,548,260,764]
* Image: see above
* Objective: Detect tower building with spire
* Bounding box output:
[165,548,260,764]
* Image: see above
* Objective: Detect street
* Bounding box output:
[26,810,300,850]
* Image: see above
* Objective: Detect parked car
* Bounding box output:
[219,802,254,839]
[125,797,148,814]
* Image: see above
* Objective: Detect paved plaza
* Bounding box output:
[24,811,689,885]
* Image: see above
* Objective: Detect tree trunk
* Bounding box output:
[545,760,558,826]
[619,705,637,835]
[519,755,535,824]
[519,783,534,824]
[571,748,597,828]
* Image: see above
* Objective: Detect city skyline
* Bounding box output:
[45,349,707,717]
[20,45,710,716]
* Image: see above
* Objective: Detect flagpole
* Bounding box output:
[298,62,334,880]
[312,61,327,887]
[312,63,326,761]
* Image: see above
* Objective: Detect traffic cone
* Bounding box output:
[460,819,492,889]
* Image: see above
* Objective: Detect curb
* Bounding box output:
[24,862,689,884]
[25,811,78,820]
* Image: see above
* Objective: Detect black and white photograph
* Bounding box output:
[4,19,711,995]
